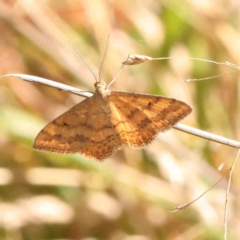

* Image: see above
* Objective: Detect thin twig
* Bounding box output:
[107,55,130,89]
[173,123,240,149]
[123,55,240,83]
[185,69,240,82]
[0,74,93,98]
[1,74,240,149]
[172,168,231,212]
[122,54,239,69]
[224,149,240,240]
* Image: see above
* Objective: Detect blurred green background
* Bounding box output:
[0,0,240,239]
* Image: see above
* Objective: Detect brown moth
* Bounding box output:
[34,46,192,160]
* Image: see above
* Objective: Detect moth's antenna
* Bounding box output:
[98,35,110,83]
[107,54,130,89]
[69,42,98,82]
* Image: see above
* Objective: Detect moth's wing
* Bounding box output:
[33,96,122,160]
[107,91,192,147]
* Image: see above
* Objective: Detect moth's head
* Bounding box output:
[94,81,107,91]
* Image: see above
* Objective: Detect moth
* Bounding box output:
[34,45,192,160]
